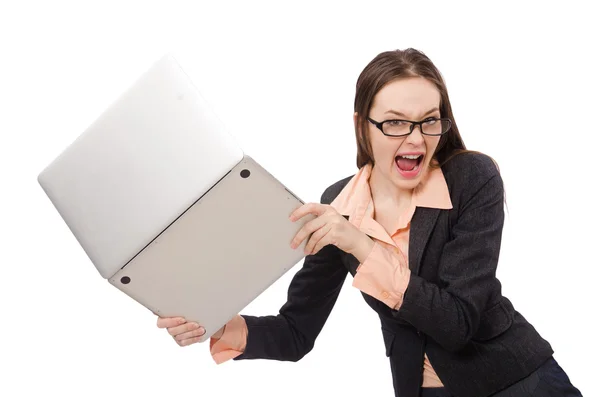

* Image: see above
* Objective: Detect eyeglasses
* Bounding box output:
[367,116,452,137]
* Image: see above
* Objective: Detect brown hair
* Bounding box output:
[353,48,507,208]
[353,48,475,169]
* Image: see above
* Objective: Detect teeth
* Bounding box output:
[398,154,422,159]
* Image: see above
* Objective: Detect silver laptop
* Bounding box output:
[38,54,314,342]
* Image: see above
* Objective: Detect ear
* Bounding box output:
[353,112,360,133]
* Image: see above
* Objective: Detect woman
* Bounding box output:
[156,49,582,397]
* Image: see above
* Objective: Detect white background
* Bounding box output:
[1,1,598,396]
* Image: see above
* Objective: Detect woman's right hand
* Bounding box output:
[156,316,221,347]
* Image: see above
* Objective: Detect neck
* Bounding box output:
[368,164,413,206]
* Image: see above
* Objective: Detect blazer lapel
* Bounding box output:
[340,200,443,276]
[409,207,441,274]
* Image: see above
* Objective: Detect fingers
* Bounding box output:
[157,316,186,329]
[167,322,204,337]
[311,229,334,255]
[289,203,329,221]
[155,316,206,347]
[173,323,206,347]
[290,215,328,249]
[305,223,332,255]
[173,327,207,342]
[177,335,204,346]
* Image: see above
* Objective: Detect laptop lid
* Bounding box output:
[38,54,244,279]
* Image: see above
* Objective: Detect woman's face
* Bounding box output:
[362,77,442,191]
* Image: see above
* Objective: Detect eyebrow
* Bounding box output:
[384,107,440,119]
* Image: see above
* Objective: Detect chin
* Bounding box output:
[393,176,421,190]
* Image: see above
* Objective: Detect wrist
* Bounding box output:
[353,235,375,263]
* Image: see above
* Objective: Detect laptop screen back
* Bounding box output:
[38,55,244,278]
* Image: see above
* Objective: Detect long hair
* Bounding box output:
[354,48,475,170]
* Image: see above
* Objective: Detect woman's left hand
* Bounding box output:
[289,203,374,262]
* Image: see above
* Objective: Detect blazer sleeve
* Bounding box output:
[233,188,348,362]
[394,163,505,352]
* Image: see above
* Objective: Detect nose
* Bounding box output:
[405,125,425,146]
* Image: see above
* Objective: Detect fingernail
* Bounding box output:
[199,327,206,335]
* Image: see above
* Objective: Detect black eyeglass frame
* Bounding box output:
[367,116,452,137]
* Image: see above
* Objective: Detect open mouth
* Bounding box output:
[395,154,424,173]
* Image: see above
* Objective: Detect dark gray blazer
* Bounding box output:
[234,152,554,397]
